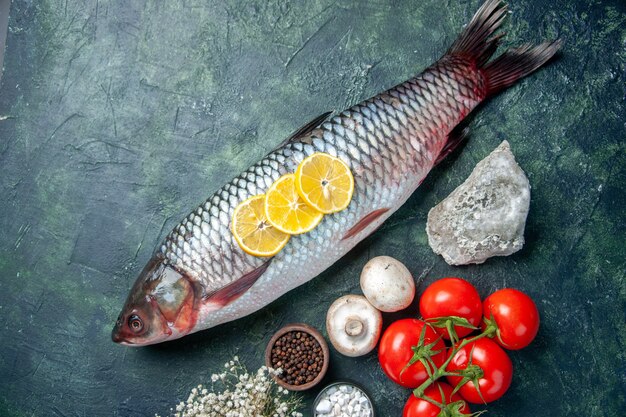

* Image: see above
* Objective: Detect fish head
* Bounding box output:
[112,256,198,346]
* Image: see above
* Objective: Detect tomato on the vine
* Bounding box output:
[446,338,513,404]
[419,277,482,339]
[378,319,446,388]
[403,382,471,417]
[482,288,539,350]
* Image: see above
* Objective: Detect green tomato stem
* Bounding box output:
[421,393,444,408]
[412,324,494,399]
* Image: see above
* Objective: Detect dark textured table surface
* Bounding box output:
[1,1,624,416]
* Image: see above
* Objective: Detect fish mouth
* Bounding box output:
[112,335,134,346]
[111,324,133,345]
[111,324,173,346]
[111,326,136,345]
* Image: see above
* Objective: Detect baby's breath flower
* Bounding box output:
[157,356,302,417]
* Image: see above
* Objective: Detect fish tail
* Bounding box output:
[481,40,562,95]
[448,0,562,96]
[447,0,508,67]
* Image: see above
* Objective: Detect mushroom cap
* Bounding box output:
[360,256,415,312]
[326,295,382,357]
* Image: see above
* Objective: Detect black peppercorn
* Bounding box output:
[269,330,324,386]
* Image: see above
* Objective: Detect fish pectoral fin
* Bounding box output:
[203,260,272,308]
[342,208,390,241]
[435,126,470,166]
[277,111,333,148]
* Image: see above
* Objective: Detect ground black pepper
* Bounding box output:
[270,330,324,386]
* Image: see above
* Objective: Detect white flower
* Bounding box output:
[160,356,302,417]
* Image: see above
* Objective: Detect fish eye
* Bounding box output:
[128,314,144,333]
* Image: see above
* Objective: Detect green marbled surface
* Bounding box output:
[0,0,624,416]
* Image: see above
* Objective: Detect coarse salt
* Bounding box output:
[314,383,374,417]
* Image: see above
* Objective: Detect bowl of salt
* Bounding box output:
[312,381,375,417]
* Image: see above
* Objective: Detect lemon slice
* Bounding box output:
[232,194,290,257]
[295,153,354,214]
[264,174,324,235]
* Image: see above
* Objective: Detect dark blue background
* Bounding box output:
[0,1,624,415]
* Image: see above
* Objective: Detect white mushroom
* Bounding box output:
[326,295,382,357]
[360,256,415,312]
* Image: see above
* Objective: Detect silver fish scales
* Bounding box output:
[113,0,560,346]
[162,55,478,296]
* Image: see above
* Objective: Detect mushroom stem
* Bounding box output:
[344,317,365,337]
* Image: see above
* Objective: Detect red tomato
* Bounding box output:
[403,382,470,417]
[378,319,446,388]
[482,288,540,350]
[419,277,482,339]
[446,338,513,404]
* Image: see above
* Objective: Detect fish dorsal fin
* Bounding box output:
[203,260,272,308]
[278,111,332,148]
